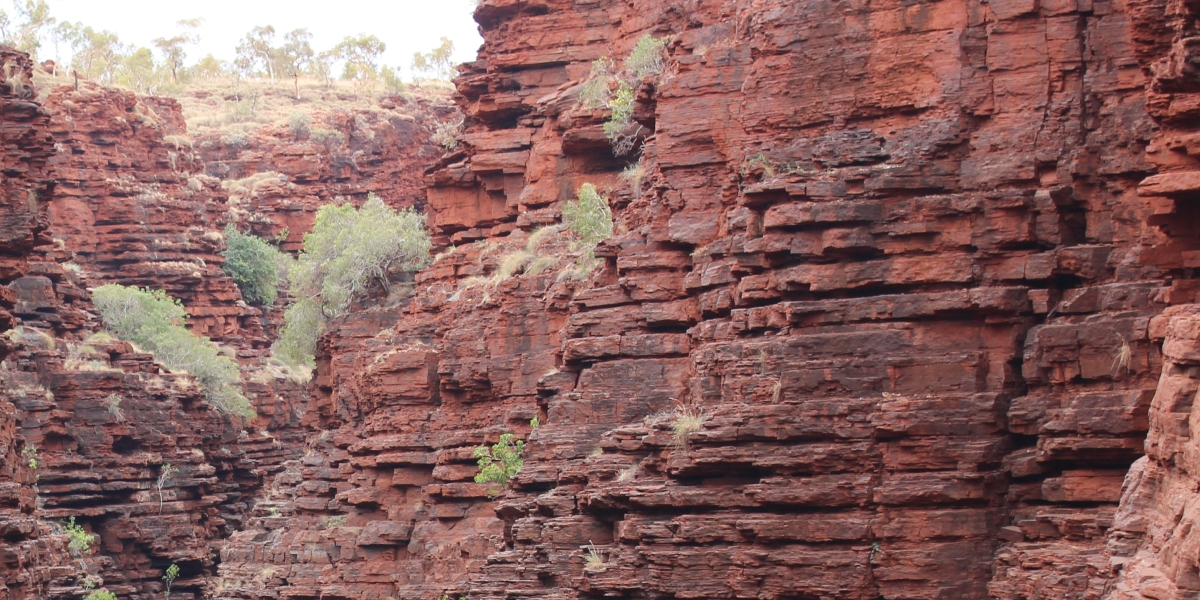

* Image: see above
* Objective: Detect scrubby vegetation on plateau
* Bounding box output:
[275,194,431,369]
[92,285,255,420]
[0,1,458,95]
[0,1,460,142]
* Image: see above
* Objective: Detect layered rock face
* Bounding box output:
[1,61,277,600]
[1099,0,1200,597]
[0,45,60,600]
[190,96,453,253]
[212,1,1200,600]
[1,51,447,600]
[15,0,1200,598]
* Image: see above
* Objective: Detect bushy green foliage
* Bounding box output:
[64,516,96,555]
[625,34,671,78]
[381,65,405,95]
[576,34,671,155]
[287,112,311,139]
[163,563,180,597]
[84,590,117,600]
[91,285,255,420]
[562,184,614,272]
[220,225,283,305]
[473,434,526,496]
[602,81,638,153]
[275,194,431,368]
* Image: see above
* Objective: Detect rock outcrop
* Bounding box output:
[1,47,449,600]
[1097,0,1200,597]
[190,95,453,252]
[210,0,1200,599]
[17,0,1200,597]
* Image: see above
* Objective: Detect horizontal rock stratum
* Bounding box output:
[9,0,1200,598]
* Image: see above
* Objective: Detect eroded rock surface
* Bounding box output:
[210,0,1200,599]
[15,0,1200,597]
[0,44,61,600]
[1,45,447,600]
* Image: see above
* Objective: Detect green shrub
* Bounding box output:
[310,128,346,149]
[221,225,283,305]
[64,517,96,555]
[576,34,671,155]
[562,183,614,272]
[163,563,180,598]
[473,433,526,497]
[381,65,406,95]
[625,34,671,78]
[85,590,117,600]
[91,285,255,420]
[603,81,639,155]
[288,112,311,139]
[275,194,431,368]
[472,418,538,497]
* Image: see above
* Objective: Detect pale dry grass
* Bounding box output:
[33,70,454,139]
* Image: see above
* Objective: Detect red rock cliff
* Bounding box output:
[0,44,60,600]
[211,0,1200,599]
[17,0,1200,597]
[1,50,449,600]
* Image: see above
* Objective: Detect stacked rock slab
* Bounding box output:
[189,95,454,253]
[0,44,61,600]
[0,53,278,600]
[210,0,1200,599]
[3,36,457,600]
[1099,0,1200,597]
[39,84,260,342]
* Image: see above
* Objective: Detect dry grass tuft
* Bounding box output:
[584,542,607,570]
[1113,340,1133,376]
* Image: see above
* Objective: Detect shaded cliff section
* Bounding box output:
[211,1,1200,600]
[1103,0,1200,597]
[1,57,281,600]
[1,46,452,600]
[0,44,64,600]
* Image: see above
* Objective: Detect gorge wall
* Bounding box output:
[210,0,1200,600]
[9,0,1200,598]
[0,52,449,600]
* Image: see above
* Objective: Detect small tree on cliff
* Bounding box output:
[274,195,431,369]
[220,225,283,306]
[152,18,201,83]
[562,183,614,273]
[235,25,277,84]
[277,28,314,99]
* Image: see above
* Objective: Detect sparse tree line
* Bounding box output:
[0,0,458,95]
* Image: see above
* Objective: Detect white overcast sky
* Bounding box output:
[40,0,484,77]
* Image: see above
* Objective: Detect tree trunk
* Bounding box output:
[294,72,300,99]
